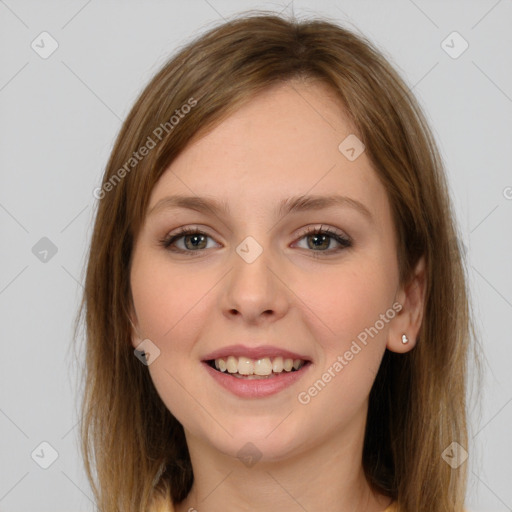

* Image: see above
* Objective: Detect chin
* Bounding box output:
[200,417,308,464]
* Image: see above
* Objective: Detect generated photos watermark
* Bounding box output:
[297,301,403,405]
[93,97,197,200]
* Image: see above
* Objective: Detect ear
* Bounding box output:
[387,255,427,353]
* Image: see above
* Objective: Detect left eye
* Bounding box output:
[159,225,352,256]
[293,226,352,253]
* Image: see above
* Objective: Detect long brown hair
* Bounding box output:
[74,11,483,512]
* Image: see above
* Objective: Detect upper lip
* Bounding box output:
[202,344,312,362]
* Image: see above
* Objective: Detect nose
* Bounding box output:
[221,237,289,325]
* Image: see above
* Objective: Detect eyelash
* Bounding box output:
[159,225,352,258]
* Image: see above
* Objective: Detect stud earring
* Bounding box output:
[401,334,409,344]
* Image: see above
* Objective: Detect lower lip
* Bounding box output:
[202,361,312,398]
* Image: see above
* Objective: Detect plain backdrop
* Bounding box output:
[0,1,511,511]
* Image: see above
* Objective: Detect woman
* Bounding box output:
[77,11,481,512]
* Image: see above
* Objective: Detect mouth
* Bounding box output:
[205,356,312,379]
[201,344,313,397]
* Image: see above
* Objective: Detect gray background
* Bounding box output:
[1,0,511,511]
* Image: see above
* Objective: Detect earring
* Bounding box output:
[401,334,409,344]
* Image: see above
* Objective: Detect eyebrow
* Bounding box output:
[148,194,373,223]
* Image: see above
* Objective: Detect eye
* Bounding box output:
[159,224,352,257]
[159,226,217,255]
[292,225,352,257]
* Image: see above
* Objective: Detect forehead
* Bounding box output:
[148,80,386,221]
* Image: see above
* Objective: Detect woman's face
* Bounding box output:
[130,80,420,463]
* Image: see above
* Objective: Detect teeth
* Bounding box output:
[254,357,272,375]
[226,356,238,374]
[272,356,283,373]
[212,355,306,376]
[238,356,253,375]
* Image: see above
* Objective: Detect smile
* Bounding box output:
[203,358,312,398]
[209,355,307,377]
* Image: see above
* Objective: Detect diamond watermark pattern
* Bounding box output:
[441,31,469,59]
[32,237,58,263]
[236,442,262,468]
[236,236,263,264]
[441,441,468,469]
[338,134,365,161]
[31,31,59,59]
[134,338,161,365]
[31,441,59,469]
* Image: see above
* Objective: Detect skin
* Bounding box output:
[129,79,426,512]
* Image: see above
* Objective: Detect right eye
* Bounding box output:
[159,227,218,255]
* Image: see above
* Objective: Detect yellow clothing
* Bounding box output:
[158,499,396,511]
[156,499,468,511]
[384,503,469,511]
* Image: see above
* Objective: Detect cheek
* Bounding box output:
[292,262,395,426]
[131,252,208,341]
[130,252,212,425]
[295,258,397,354]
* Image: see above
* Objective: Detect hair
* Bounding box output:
[74,10,484,512]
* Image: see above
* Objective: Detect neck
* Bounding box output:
[174,410,392,512]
